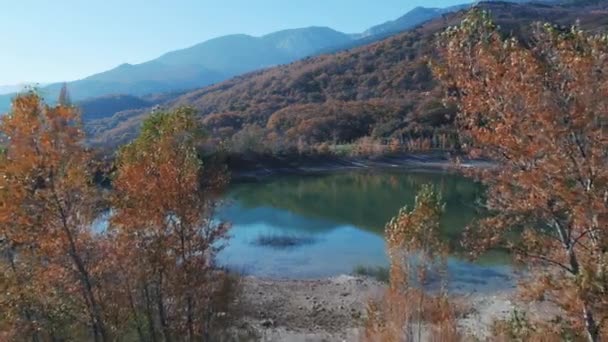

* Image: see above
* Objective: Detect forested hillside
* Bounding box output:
[0,4,474,115]
[88,1,608,149]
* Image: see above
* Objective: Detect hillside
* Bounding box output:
[87,1,608,149]
[0,4,480,116]
[0,82,50,95]
[156,28,352,74]
[359,4,469,38]
[78,94,152,122]
[0,28,351,115]
[1,28,352,111]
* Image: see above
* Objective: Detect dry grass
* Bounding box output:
[364,287,462,342]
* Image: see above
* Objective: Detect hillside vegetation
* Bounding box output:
[87,1,608,150]
[0,5,471,115]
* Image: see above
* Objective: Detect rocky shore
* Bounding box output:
[235,275,520,341]
[227,152,494,182]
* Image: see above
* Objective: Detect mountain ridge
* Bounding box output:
[0,4,479,114]
[1,0,586,118]
[85,0,608,148]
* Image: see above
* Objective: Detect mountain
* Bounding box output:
[86,1,608,148]
[0,85,20,95]
[0,27,354,114]
[0,0,591,118]
[0,83,49,95]
[78,94,152,122]
[0,5,479,115]
[360,4,470,38]
[77,91,187,122]
[156,27,353,73]
[0,83,49,110]
[323,0,556,51]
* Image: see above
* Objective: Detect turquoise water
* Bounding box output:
[216,169,514,292]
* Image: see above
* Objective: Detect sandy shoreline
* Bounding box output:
[234,275,519,341]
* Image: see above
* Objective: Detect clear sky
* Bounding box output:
[0,0,468,85]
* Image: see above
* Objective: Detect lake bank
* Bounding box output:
[215,166,525,340]
[225,152,493,182]
[234,274,528,341]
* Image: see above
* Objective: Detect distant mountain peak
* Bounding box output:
[361,4,470,38]
[0,0,569,116]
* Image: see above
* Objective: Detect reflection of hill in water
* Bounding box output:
[226,170,484,248]
[216,204,342,233]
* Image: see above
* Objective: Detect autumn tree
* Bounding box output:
[365,185,459,341]
[434,10,608,341]
[0,93,108,340]
[111,107,231,341]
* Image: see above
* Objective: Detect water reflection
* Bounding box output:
[216,169,513,292]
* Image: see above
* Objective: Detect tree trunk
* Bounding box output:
[156,272,172,342]
[583,304,599,342]
[555,222,600,342]
[143,284,158,342]
[62,223,108,342]
[125,278,145,342]
[187,296,195,341]
[7,249,41,342]
[51,185,108,341]
[178,223,195,341]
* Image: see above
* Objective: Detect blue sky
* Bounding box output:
[0,0,467,85]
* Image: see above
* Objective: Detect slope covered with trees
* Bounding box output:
[0,4,475,115]
[88,1,608,150]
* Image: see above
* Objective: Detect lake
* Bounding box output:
[216,169,514,293]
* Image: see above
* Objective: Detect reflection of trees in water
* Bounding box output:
[217,205,341,233]
[229,170,483,248]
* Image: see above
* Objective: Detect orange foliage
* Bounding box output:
[111,107,231,340]
[435,10,608,341]
[0,98,235,340]
[0,93,108,340]
[364,185,460,341]
[88,2,608,150]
